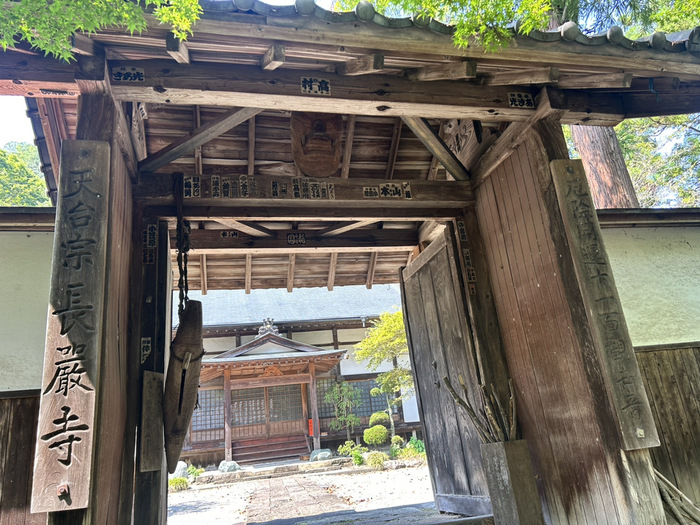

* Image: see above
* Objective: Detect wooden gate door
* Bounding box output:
[400,226,491,516]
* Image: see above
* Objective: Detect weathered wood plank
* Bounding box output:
[319,220,378,237]
[550,159,658,450]
[337,54,384,76]
[385,118,403,180]
[165,33,190,64]
[407,61,477,81]
[139,372,165,472]
[260,45,285,71]
[308,363,320,450]
[32,141,111,513]
[229,373,311,390]
[139,107,263,172]
[478,67,558,86]
[340,115,355,179]
[327,252,338,291]
[287,254,296,292]
[134,173,473,208]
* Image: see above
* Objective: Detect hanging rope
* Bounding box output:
[173,173,191,320]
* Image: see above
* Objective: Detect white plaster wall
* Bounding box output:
[0,232,53,392]
[602,226,700,347]
[341,346,393,376]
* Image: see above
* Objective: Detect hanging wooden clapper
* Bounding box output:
[163,175,204,473]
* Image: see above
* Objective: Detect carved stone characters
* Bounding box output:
[290,112,343,177]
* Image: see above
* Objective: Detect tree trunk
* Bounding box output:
[571,125,640,209]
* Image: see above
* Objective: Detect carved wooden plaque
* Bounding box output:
[551,159,659,450]
[32,141,111,512]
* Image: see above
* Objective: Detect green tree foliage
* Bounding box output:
[1,0,201,60]
[324,381,362,441]
[0,143,50,206]
[363,424,389,446]
[355,311,413,398]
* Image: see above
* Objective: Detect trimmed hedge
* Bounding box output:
[369,411,391,428]
[363,424,389,445]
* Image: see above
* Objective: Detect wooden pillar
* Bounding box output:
[32,92,134,524]
[223,369,232,461]
[471,116,664,523]
[308,363,320,450]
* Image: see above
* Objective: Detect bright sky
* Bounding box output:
[0,96,35,147]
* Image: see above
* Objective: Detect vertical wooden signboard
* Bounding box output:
[550,159,659,450]
[31,141,111,512]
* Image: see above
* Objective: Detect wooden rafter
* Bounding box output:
[247,115,256,176]
[245,253,252,294]
[337,54,384,76]
[319,219,379,237]
[261,44,285,71]
[327,252,338,291]
[287,253,295,292]
[193,106,203,174]
[384,118,402,179]
[215,218,274,238]
[407,61,477,82]
[366,252,378,289]
[166,32,190,64]
[341,115,356,179]
[402,117,470,181]
[477,67,559,86]
[138,107,263,172]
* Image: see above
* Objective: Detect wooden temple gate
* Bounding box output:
[1,5,699,524]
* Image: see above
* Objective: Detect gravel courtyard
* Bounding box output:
[167,464,488,524]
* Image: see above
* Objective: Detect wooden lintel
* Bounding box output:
[200,254,208,295]
[407,61,477,81]
[384,118,402,179]
[165,33,190,64]
[287,253,296,292]
[557,72,633,90]
[138,107,263,172]
[134,173,473,208]
[472,87,566,186]
[402,117,471,181]
[247,115,256,176]
[337,54,384,76]
[108,60,543,121]
[215,218,274,238]
[619,91,700,118]
[366,252,378,289]
[478,67,559,86]
[245,253,252,294]
[0,53,78,98]
[169,228,418,254]
[319,219,378,237]
[327,252,338,291]
[260,44,285,71]
[340,115,356,179]
[228,373,312,390]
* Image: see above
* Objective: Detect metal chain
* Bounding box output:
[174,174,191,320]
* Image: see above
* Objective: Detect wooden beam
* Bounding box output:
[134,173,474,209]
[245,254,252,294]
[308,362,320,450]
[247,115,256,176]
[0,53,77,97]
[70,33,99,56]
[340,115,356,179]
[471,87,565,186]
[327,252,338,291]
[337,54,384,76]
[557,72,633,90]
[384,118,402,179]
[407,61,477,81]
[366,252,378,289]
[214,218,274,238]
[478,67,559,86]
[170,228,418,254]
[402,117,471,181]
[165,33,190,64]
[619,91,700,118]
[193,105,203,175]
[427,121,446,180]
[200,254,208,295]
[138,107,263,172]
[260,44,285,71]
[319,219,378,237]
[108,60,545,122]
[287,253,295,292]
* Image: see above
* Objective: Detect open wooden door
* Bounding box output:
[400,225,491,516]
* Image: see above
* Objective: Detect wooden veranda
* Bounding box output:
[1,3,699,524]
